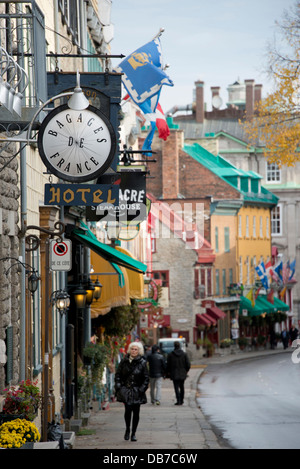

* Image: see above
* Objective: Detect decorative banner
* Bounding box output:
[45,183,119,207]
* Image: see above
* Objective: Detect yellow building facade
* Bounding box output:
[237,206,272,288]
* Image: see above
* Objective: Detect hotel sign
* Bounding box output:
[44,183,119,206]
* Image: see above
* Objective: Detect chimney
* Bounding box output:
[254,84,262,110]
[162,129,181,199]
[211,86,220,98]
[245,79,255,117]
[195,80,204,123]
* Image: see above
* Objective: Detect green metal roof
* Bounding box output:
[183,143,278,206]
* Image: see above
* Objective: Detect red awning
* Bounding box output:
[196,313,214,326]
[206,306,226,320]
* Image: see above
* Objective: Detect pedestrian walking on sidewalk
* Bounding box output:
[147,345,166,405]
[166,341,190,405]
[281,328,289,349]
[115,342,149,442]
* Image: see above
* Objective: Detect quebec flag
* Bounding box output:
[255,262,269,290]
[114,38,173,105]
[114,37,173,155]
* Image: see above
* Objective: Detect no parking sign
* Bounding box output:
[50,240,72,271]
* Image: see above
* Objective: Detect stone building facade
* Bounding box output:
[0,143,20,388]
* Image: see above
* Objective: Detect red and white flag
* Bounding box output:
[123,94,170,142]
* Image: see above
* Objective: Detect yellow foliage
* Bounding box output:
[242,4,300,167]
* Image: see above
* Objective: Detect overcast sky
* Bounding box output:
[110,0,295,114]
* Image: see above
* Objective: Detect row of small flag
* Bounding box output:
[246,259,296,306]
[114,32,173,154]
[255,259,296,290]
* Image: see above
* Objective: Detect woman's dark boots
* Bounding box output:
[124,429,130,440]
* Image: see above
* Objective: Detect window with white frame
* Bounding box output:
[260,216,263,237]
[266,217,270,238]
[224,227,230,252]
[246,216,249,237]
[238,215,242,237]
[215,269,220,295]
[246,256,250,284]
[239,256,243,283]
[266,162,281,183]
[271,205,282,235]
[215,227,219,253]
[253,216,256,237]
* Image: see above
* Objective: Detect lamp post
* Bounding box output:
[25,220,65,442]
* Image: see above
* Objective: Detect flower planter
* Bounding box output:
[0,413,25,424]
[20,441,34,449]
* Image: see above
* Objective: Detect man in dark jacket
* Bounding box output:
[147,345,166,405]
[166,341,190,405]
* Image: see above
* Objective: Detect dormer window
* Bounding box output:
[266,162,281,183]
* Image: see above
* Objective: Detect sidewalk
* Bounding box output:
[73,345,290,450]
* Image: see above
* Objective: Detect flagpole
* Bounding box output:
[152,28,165,40]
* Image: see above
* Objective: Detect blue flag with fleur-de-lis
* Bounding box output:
[114,37,173,105]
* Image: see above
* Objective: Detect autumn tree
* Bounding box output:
[243,2,300,166]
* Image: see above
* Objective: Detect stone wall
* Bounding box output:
[0,142,21,389]
[153,232,199,357]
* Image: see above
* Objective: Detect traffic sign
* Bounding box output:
[50,240,72,271]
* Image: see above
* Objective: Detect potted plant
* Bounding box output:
[238,337,248,350]
[83,342,108,392]
[257,335,266,348]
[0,418,40,448]
[0,379,41,423]
[220,338,233,348]
[197,337,214,357]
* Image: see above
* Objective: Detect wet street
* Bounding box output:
[197,350,300,449]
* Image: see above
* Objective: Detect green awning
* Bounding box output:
[256,296,277,314]
[70,222,147,275]
[273,297,289,312]
[240,295,288,317]
[239,296,264,317]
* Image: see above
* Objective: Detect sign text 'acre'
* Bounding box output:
[44,184,119,206]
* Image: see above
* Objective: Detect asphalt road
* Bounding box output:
[196,350,300,449]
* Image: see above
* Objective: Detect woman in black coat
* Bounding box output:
[115,342,149,441]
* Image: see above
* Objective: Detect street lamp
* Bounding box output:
[84,278,95,306]
[51,289,70,316]
[27,270,40,295]
[73,283,87,310]
[106,221,121,246]
[67,70,89,111]
[93,278,102,301]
